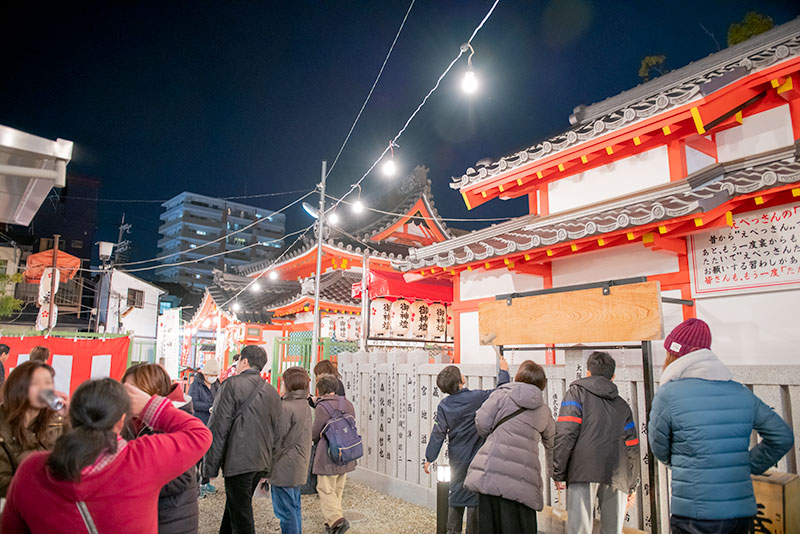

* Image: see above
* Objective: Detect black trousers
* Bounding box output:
[477,493,537,534]
[219,471,265,534]
[447,505,478,534]
[671,515,754,534]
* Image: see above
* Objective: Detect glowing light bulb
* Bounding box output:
[232,302,241,312]
[251,282,261,292]
[382,159,396,176]
[328,212,339,225]
[268,271,279,281]
[462,69,478,94]
[352,200,364,214]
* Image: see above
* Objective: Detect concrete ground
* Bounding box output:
[198,479,436,534]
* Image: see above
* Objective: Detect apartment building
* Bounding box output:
[156,192,285,288]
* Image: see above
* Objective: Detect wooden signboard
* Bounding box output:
[479,281,664,345]
[752,470,799,534]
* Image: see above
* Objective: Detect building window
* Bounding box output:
[127,288,145,309]
[0,259,7,274]
[71,240,84,249]
[233,237,246,246]
[196,230,207,236]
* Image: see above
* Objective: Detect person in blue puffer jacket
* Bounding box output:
[649,318,794,534]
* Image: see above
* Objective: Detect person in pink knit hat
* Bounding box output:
[649,318,793,534]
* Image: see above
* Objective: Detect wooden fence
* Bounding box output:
[339,350,799,532]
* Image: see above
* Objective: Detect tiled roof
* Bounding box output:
[396,144,800,272]
[267,270,362,312]
[207,271,300,323]
[450,18,800,191]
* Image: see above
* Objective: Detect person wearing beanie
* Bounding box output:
[188,358,222,496]
[649,318,794,534]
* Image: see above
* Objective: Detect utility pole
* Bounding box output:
[48,234,60,331]
[115,213,132,264]
[310,160,327,389]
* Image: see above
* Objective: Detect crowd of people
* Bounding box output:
[0,343,357,534]
[0,317,793,534]
[424,318,794,534]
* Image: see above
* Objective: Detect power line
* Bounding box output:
[57,188,312,204]
[217,222,317,310]
[324,0,501,217]
[325,0,416,179]
[325,194,514,223]
[79,225,312,274]
[99,189,314,269]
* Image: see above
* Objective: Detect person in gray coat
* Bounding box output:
[268,367,313,534]
[465,360,555,534]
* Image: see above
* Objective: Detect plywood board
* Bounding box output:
[479,281,664,345]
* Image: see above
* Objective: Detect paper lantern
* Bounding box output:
[390,299,412,337]
[428,303,447,341]
[346,316,359,342]
[410,301,430,339]
[446,305,454,342]
[370,298,391,337]
[320,316,334,338]
[335,315,348,341]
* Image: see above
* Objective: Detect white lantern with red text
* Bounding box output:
[321,316,334,338]
[428,303,447,341]
[346,316,359,341]
[370,298,391,337]
[390,299,412,338]
[410,301,430,339]
[335,315,348,341]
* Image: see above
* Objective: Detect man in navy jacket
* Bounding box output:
[424,337,510,534]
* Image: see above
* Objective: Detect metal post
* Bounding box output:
[310,160,327,389]
[641,340,661,534]
[436,479,449,534]
[359,251,369,352]
[48,234,60,331]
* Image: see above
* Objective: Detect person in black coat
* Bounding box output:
[188,360,221,426]
[122,364,200,534]
[188,359,221,495]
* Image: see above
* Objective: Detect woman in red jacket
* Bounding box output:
[1,377,212,534]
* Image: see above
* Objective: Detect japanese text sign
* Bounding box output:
[689,202,800,297]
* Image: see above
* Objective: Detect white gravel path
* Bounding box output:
[198,479,436,534]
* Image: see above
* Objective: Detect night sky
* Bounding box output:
[2,1,799,267]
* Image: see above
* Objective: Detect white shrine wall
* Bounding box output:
[716,104,795,162]
[546,146,670,214]
[455,240,798,367]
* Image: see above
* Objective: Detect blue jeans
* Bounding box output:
[271,486,302,534]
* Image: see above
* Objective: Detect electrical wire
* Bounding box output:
[216,0,502,314]
[217,222,317,310]
[325,0,416,179]
[99,189,314,269]
[79,225,312,274]
[324,0,501,216]
[326,194,514,222]
[57,188,312,204]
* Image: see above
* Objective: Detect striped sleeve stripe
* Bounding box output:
[557,416,582,424]
[623,421,635,431]
[560,401,582,409]
[141,396,169,427]
[625,438,639,446]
